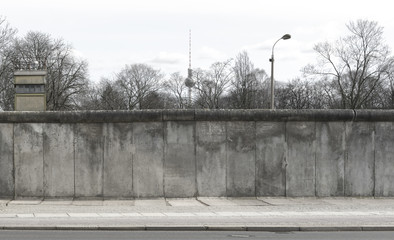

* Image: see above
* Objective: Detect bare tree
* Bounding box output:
[304,19,393,109]
[140,91,167,109]
[377,58,394,108]
[276,78,311,109]
[253,68,270,108]
[387,66,394,108]
[163,72,188,109]
[276,77,330,109]
[47,50,89,110]
[116,63,163,110]
[229,51,261,109]
[0,16,17,110]
[97,78,127,110]
[194,59,233,109]
[82,66,166,110]
[7,31,89,110]
[80,78,127,110]
[0,16,17,54]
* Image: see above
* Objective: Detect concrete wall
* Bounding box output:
[315,122,345,196]
[14,123,44,197]
[43,123,74,197]
[255,122,286,196]
[132,122,164,198]
[164,121,196,197]
[196,122,226,197]
[0,124,13,197]
[1,109,394,198]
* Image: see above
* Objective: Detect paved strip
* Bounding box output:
[194,212,217,217]
[97,213,123,217]
[67,213,100,218]
[228,199,268,206]
[40,200,73,205]
[16,214,35,218]
[167,199,205,207]
[0,214,16,218]
[2,225,394,231]
[72,201,103,206]
[134,199,167,207]
[140,213,166,217]
[197,198,238,206]
[2,198,394,232]
[1,211,393,218]
[163,212,196,217]
[34,213,69,218]
[120,213,142,217]
[8,200,42,206]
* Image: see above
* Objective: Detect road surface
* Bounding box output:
[0,231,394,240]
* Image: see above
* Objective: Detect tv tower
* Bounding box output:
[184,29,195,107]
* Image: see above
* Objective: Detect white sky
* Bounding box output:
[2,0,394,83]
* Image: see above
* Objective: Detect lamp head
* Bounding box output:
[282,34,291,40]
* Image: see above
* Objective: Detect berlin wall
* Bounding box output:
[1,109,394,199]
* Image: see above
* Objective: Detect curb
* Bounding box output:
[1,225,394,232]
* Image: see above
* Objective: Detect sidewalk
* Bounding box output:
[1,197,394,231]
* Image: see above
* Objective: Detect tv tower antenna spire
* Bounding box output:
[184,29,195,107]
[189,29,192,69]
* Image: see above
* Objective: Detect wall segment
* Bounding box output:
[0,109,394,198]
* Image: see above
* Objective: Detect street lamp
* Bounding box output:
[269,34,291,109]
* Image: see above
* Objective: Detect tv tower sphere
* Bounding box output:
[185,77,195,88]
[184,67,194,87]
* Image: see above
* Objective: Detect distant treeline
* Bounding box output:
[1,17,393,110]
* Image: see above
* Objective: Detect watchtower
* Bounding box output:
[14,70,47,111]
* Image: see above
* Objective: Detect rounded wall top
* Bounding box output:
[0,109,393,123]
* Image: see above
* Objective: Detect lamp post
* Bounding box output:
[269,34,291,109]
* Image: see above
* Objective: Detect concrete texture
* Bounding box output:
[133,122,164,198]
[315,122,345,196]
[196,122,226,197]
[103,123,133,198]
[2,110,394,198]
[374,122,394,197]
[43,124,74,197]
[14,123,44,197]
[164,121,196,197]
[286,122,316,197]
[0,124,13,197]
[255,122,286,196]
[226,122,255,197]
[75,124,104,198]
[345,122,374,196]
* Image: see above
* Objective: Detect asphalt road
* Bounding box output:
[0,231,394,240]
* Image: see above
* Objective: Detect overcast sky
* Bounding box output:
[2,0,394,83]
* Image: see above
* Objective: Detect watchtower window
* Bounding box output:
[15,84,45,94]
